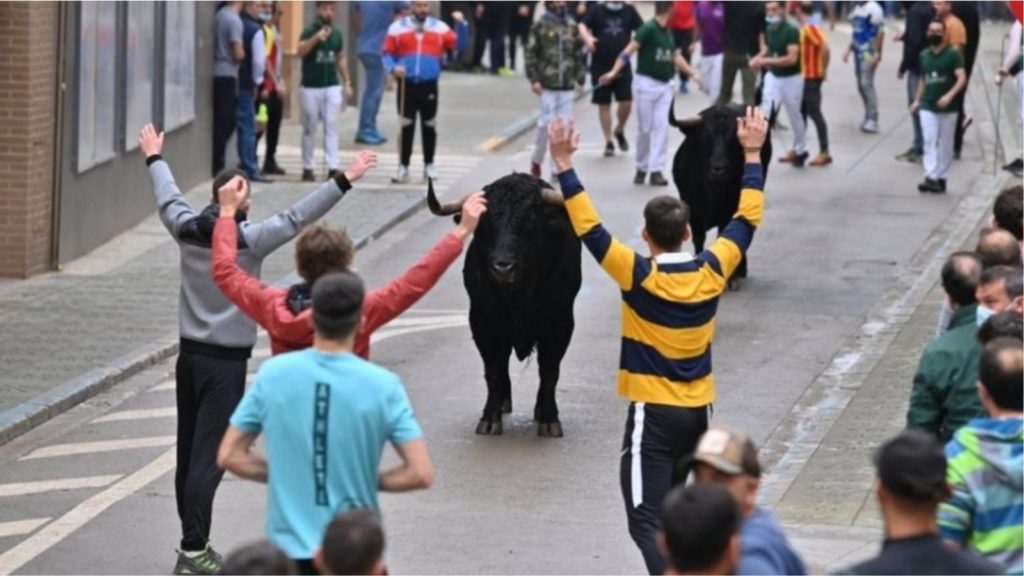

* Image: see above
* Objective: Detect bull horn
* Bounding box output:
[426,178,469,217]
[540,186,565,206]
[668,100,702,130]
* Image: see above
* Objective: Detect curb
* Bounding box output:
[477,88,594,153]
[0,194,428,447]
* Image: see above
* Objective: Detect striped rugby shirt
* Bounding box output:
[557,164,765,407]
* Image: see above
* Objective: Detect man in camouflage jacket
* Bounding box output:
[526,1,586,177]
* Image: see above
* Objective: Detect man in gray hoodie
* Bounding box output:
[137,124,377,575]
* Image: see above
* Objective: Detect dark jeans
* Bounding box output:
[397,80,439,166]
[672,29,694,85]
[472,3,509,71]
[801,78,829,153]
[212,76,237,176]
[358,53,386,135]
[508,17,531,69]
[175,352,247,551]
[236,89,259,178]
[620,402,710,575]
[907,71,924,154]
[718,50,756,106]
[954,47,977,156]
[257,90,283,168]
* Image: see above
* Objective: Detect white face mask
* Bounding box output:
[977,305,997,327]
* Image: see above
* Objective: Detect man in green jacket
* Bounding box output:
[907,251,984,442]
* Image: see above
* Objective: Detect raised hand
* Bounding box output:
[736,106,768,151]
[344,151,379,183]
[137,123,165,158]
[218,176,249,215]
[456,192,488,237]
[547,117,581,173]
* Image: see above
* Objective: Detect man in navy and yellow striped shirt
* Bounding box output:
[546,107,768,575]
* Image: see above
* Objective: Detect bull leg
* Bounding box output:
[534,317,575,438]
[470,306,512,436]
[477,351,511,435]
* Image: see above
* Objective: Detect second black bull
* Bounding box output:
[670,103,773,288]
[427,174,582,437]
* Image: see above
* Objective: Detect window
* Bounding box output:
[164,1,196,131]
[77,1,117,173]
[125,3,155,150]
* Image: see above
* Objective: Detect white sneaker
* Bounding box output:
[862,119,879,133]
[392,165,410,184]
[424,163,438,181]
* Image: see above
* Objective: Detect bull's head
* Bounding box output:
[670,102,759,185]
[427,175,564,285]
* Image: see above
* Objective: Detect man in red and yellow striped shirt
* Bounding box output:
[796,2,832,166]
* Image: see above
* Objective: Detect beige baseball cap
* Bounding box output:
[692,427,762,478]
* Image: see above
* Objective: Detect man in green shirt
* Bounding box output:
[911,18,966,194]
[296,1,354,182]
[751,1,808,167]
[600,1,702,187]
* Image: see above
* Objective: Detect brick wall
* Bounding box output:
[0,2,57,277]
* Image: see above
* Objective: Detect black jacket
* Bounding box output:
[899,2,933,75]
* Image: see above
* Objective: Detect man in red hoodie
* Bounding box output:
[212,169,486,359]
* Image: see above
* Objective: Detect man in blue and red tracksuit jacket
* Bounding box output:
[382,1,462,183]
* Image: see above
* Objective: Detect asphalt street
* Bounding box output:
[0,22,1009,574]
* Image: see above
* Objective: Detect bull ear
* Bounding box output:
[668,100,702,135]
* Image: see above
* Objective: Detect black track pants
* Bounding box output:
[174,352,247,551]
[620,401,710,575]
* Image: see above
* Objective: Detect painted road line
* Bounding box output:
[150,379,175,392]
[0,475,121,498]
[91,407,176,424]
[371,320,468,344]
[0,519,49,539]
[19,436,177,461]
[0,448,176,575]
[383,315,468,328]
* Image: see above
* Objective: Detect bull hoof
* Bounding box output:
[475,420,503,435]
[537,422,564,438]
[501,397,513,414]
[728,277,744,292]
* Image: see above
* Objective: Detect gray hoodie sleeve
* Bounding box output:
[241,175,352,259]
[148,156,196,240]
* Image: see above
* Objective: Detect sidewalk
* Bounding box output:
[0,70,541,444]
[762,21,1022,572]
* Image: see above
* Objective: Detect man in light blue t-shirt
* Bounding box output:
[354,1,409,145]
[218,270,433,571]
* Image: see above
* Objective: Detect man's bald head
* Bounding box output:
[941,251,983,307]
[977,228,1022,268]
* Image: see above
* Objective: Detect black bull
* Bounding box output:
[427,174,582,437]
[670,102,772,288]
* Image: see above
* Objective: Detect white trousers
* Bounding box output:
[761,72,806,154]
[698,53,724,105]
[920,110,957,180]
[532,89,575,166]
[634,74,674,173]
[301,85,342,170]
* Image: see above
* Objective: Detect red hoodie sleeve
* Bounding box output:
[361,231,465,335]
[212,217,284,332]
